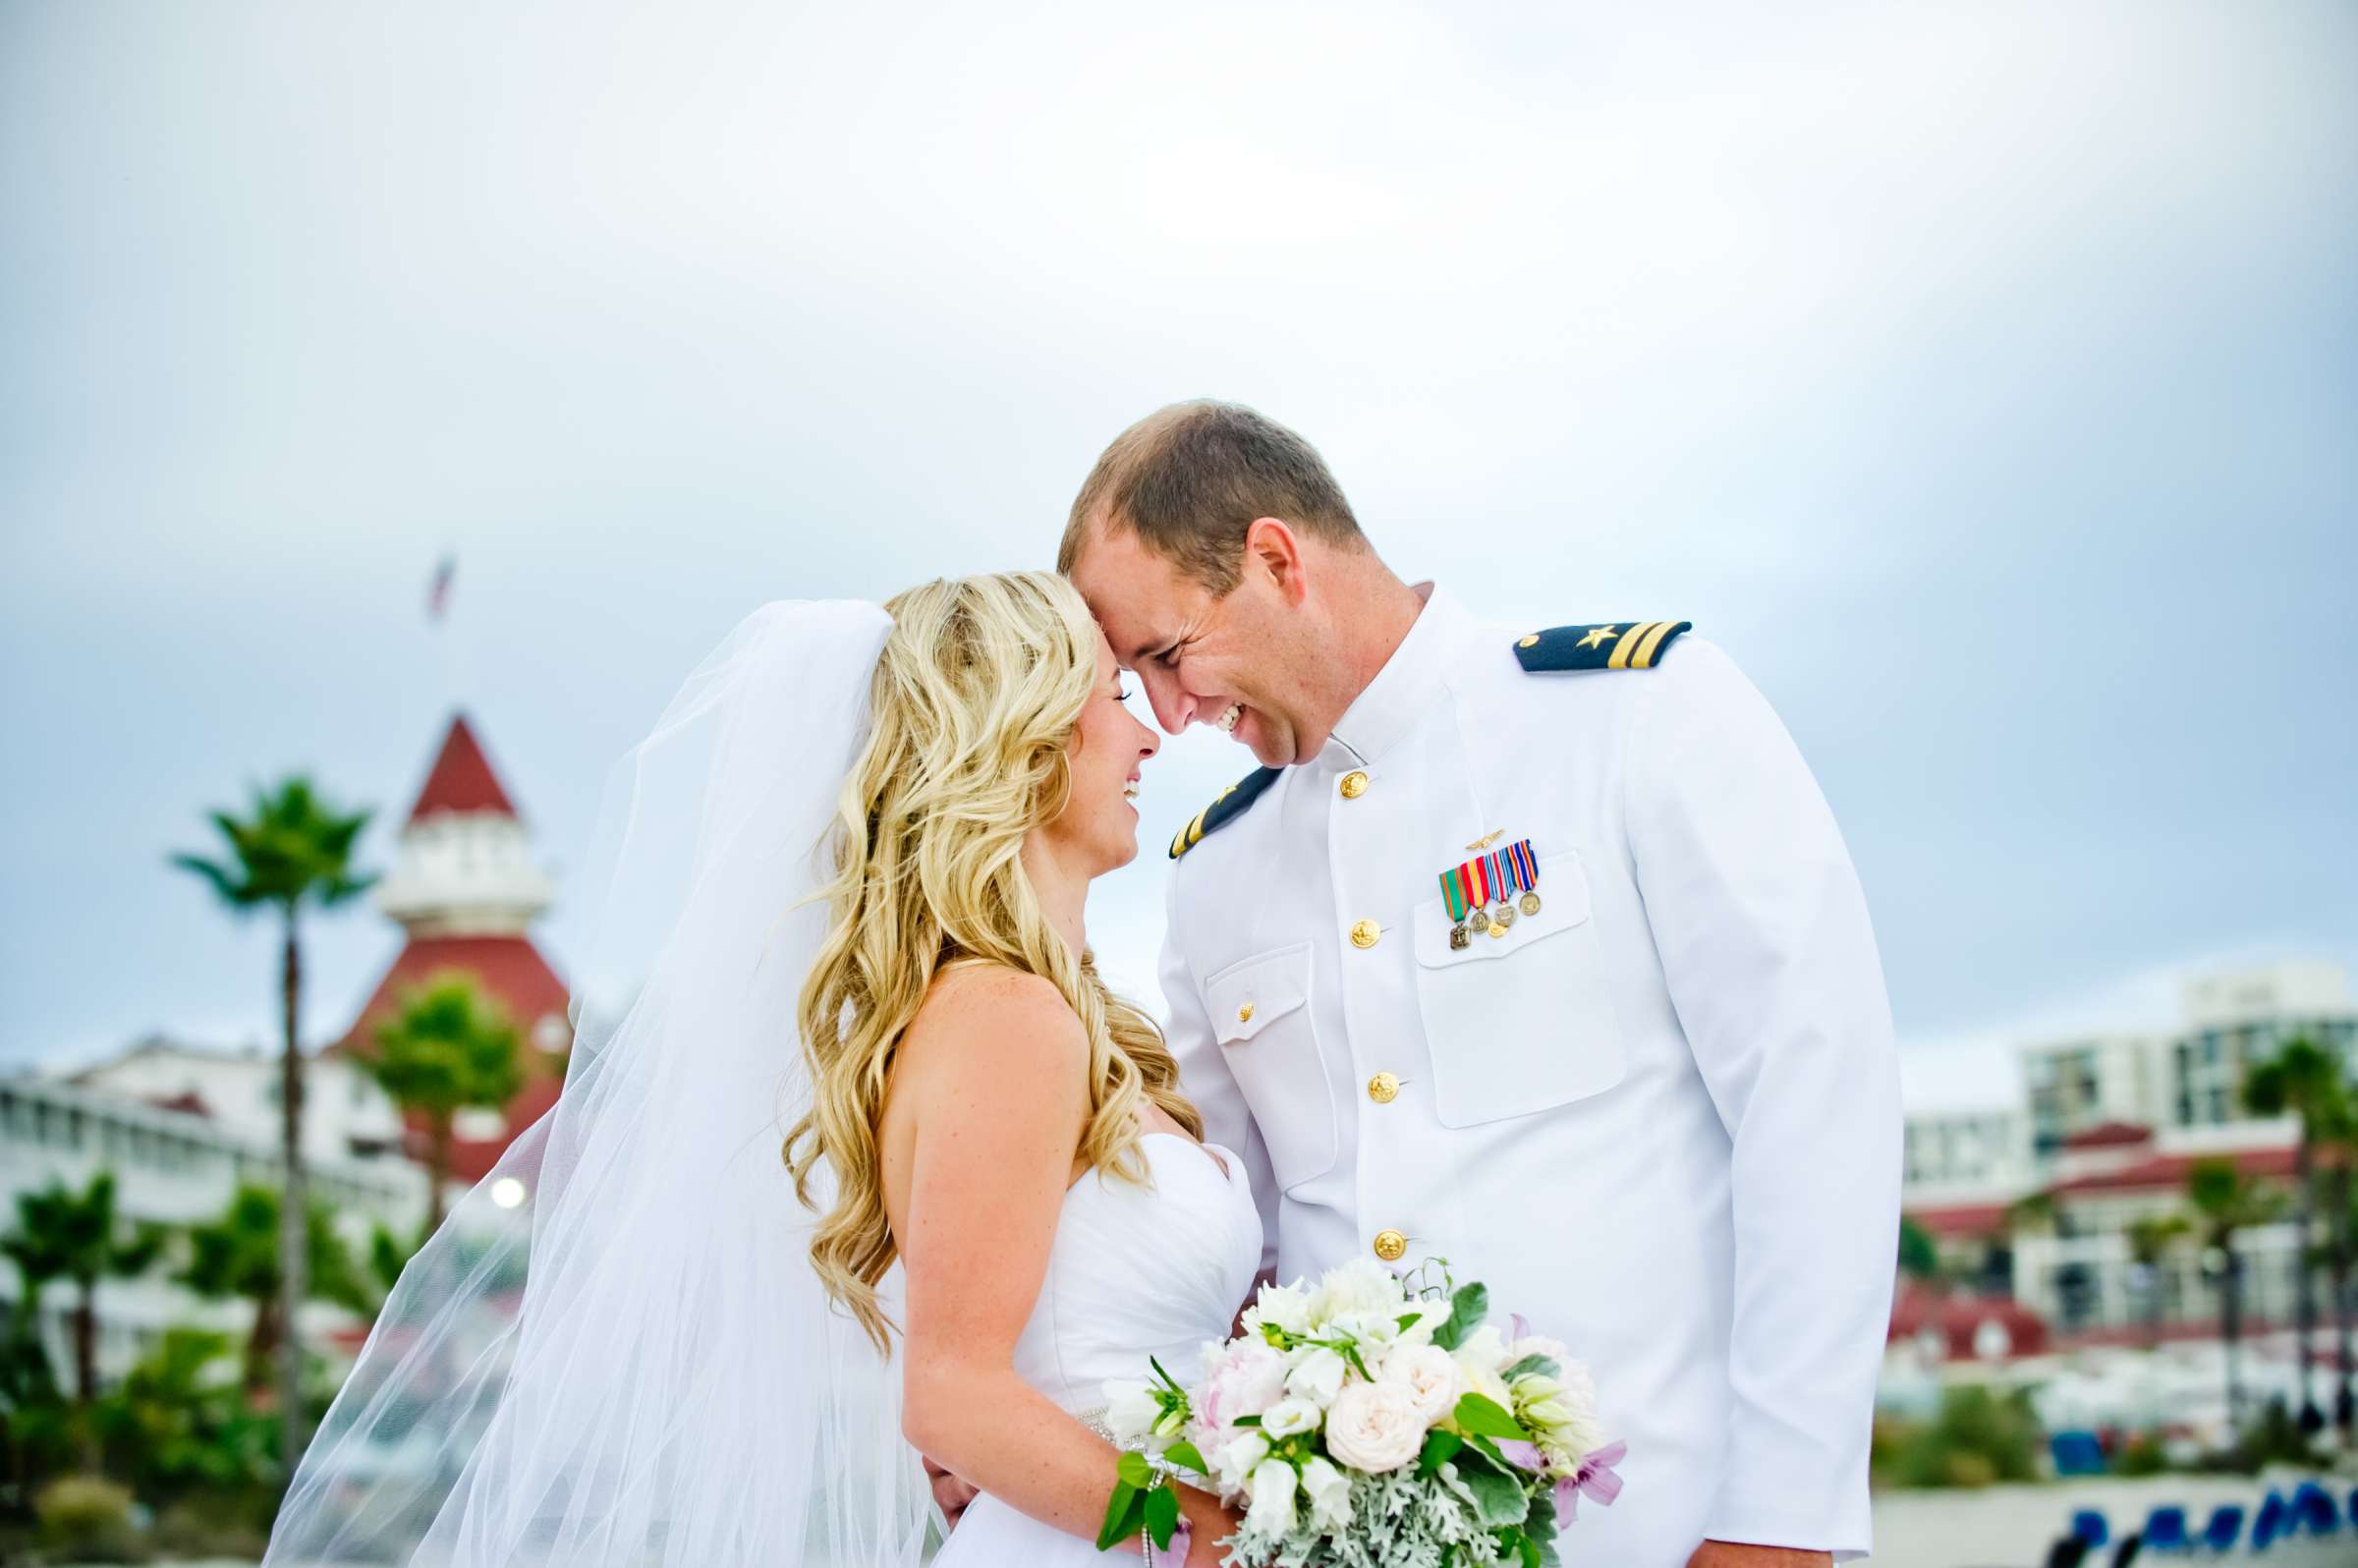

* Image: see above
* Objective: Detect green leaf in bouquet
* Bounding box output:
[1432,1282,1489,1352]
[1502,1353,1560,1382]
[1145,1483,1180,1548]
[1524,1486,1560,1555]
[1117,1450,1155,1488]
[1418,1429,1464,1478]
[1515,1528,1543,1568]
[1452,1392,1528,1441]
[1451,1437,1513,1483]
[1095,1481,1140,1551]
[1454,1455,1529,1528]
[1232,1414,1263,1428]
[1163,1439,1208,1476]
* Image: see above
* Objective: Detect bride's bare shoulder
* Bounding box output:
[899,962,1087,1083]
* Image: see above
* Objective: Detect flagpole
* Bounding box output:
[427,552,463,707]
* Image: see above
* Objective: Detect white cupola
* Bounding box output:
[373,714,556,938]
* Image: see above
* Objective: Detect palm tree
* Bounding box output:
[2124,1211,2191,1351]
[368,976,523,1236]
[1897,1216,1941,1286]
[0,1174,164,1465]
[176,1184,368,1405]
[2333,1153,2358,1438]
[172,775,373,1468]
[2241,1035,2348,1429]
[2187,1157,2286,1429]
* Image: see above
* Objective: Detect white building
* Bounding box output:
[1897,959,2356,1360]
[2018,962,2356,1156]
[65,1035,409,1166]
[0,1071,426,1385]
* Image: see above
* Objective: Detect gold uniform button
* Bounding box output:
[1339,769,1369,800]
[1372,1228,1408,1262]
[1237,1002,1255,1024]
[1368,1071,1399,1104]
[1349,919,1380,949]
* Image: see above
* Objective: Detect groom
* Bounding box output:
[1058,402,1900,1567]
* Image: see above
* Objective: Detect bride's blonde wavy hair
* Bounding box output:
[784,570,1201,1349]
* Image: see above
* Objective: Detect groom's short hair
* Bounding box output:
[1059,401,1365,594]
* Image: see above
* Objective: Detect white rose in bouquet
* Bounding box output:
[1321,1379,1426,1475]
[1379,1342,1463,1427]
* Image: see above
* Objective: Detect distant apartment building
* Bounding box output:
[1898,960,2354,1353]
[2019,961,2355,1155]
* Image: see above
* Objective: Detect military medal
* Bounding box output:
[1439,839,1543,946]
[1487,851,1512,937]
[1506,837,1542,918]
[1438,860,1476,949]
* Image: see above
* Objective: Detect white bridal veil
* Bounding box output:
[267,601,934,1567]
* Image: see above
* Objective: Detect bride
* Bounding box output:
[266,573,1257,1567]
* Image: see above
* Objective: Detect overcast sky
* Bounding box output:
[4,1,2353,1104]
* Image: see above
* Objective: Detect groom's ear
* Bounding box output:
[1242,517,1310,607]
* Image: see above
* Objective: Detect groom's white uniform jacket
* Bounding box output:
[1159,586,1900,1566]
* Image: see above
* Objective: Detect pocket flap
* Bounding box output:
[1206,943,1312,1044]
[1412,852,1594,969]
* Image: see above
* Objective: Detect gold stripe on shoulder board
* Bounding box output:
[1607,620,1664,670]
[1631,620,1680,668]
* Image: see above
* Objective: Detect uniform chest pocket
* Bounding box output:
[1203,943,1337,1193]
[1410,851,1627,1128]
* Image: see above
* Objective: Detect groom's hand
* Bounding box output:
[923,1454,978,1526]
[1686,1543,1830,1568]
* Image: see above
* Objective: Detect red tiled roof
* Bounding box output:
[337,933,573,1185]
[2062,1120,2155,1149]
[406,714,519,824]
[145,1090,212,1118]
[1887,1283,2050,1360]
[1905,1203,2013,1238]
[2050,1144,2300,1196]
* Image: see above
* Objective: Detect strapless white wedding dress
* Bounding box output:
[933,1133,1263,1567]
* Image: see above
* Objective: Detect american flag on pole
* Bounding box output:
[426,555,456,623]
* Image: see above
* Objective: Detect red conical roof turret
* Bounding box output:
[406,713,518,824]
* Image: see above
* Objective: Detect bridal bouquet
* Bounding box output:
[1096,1259,1624,1568]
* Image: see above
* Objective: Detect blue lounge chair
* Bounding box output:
[2250,1491,2287,1552]
[2139,1507,2188,1552]
[2194,1504,2241,1553]
[2290,1481,2338,1536]
[2071,1510,2110,1547]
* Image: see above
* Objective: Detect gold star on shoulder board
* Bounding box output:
[1577,625,1618,649]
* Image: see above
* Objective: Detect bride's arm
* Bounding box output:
[894,968,1232,1560]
